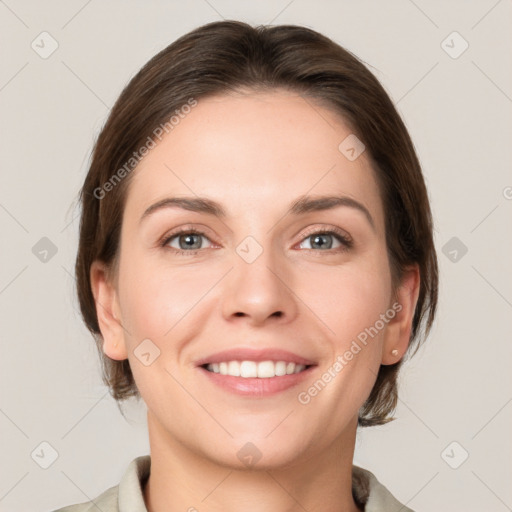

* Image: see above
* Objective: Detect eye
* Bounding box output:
[298,228,352,252]
[159,226,353,256]
[161,228,214,254]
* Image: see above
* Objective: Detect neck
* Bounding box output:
[143,412,362,512]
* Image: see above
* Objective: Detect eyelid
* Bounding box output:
[160,224,214,239]
[297,224,353,245]
[158,224,218,250]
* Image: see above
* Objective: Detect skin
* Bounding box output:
[90,90,420,512]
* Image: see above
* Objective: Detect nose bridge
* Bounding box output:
[221,234,298,325]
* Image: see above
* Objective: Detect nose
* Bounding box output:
[221,248,299,327]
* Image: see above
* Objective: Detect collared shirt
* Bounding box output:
[53,455,414,512]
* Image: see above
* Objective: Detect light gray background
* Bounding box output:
[1,1,511,511]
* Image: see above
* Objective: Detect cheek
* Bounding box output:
[297,257,393,348]
[116,255,210,403]
[293,261,392,425]
[117,257,166,339]
[117,252,224,349]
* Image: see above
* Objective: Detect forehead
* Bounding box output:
[124,90,384,231]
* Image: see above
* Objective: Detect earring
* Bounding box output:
[391,349,399,357]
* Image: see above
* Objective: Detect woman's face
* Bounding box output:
[94,90,416,468]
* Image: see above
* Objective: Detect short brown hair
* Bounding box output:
[74,20,438,427]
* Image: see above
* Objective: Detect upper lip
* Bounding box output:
[195,348,317,367]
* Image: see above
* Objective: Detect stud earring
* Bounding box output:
[391,349,399,357]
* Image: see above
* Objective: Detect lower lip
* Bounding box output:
[198,366,316,397]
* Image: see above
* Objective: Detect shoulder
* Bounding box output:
[51,455,150,512]
[352,465,415,512]
[51,484,118,512]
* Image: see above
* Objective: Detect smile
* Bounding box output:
[204,360,309,378]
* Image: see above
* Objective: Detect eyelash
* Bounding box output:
[159,225,353,257]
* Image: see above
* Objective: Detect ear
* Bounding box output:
[89,260,128,360]
[381,265,420,365]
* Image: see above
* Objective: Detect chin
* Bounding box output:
[195,430,315,472]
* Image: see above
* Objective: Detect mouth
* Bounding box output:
[202,360,312,378]
[196,348,317,396]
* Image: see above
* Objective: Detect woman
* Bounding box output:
[57,20,438,512]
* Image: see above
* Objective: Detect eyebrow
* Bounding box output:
[140,194,375,230]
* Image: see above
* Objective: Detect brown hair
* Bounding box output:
[74,20,438,427]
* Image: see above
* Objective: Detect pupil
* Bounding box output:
[312,234,332,249]
[180,234,201,250]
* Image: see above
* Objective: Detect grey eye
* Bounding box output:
[300,233,342,250]
[167,233,209,251]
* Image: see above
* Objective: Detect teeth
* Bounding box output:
[206,360,307,378]
[275,361,287,376]
[228,360,240,377]
[240,360,258,378]
[257,361,274,378]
